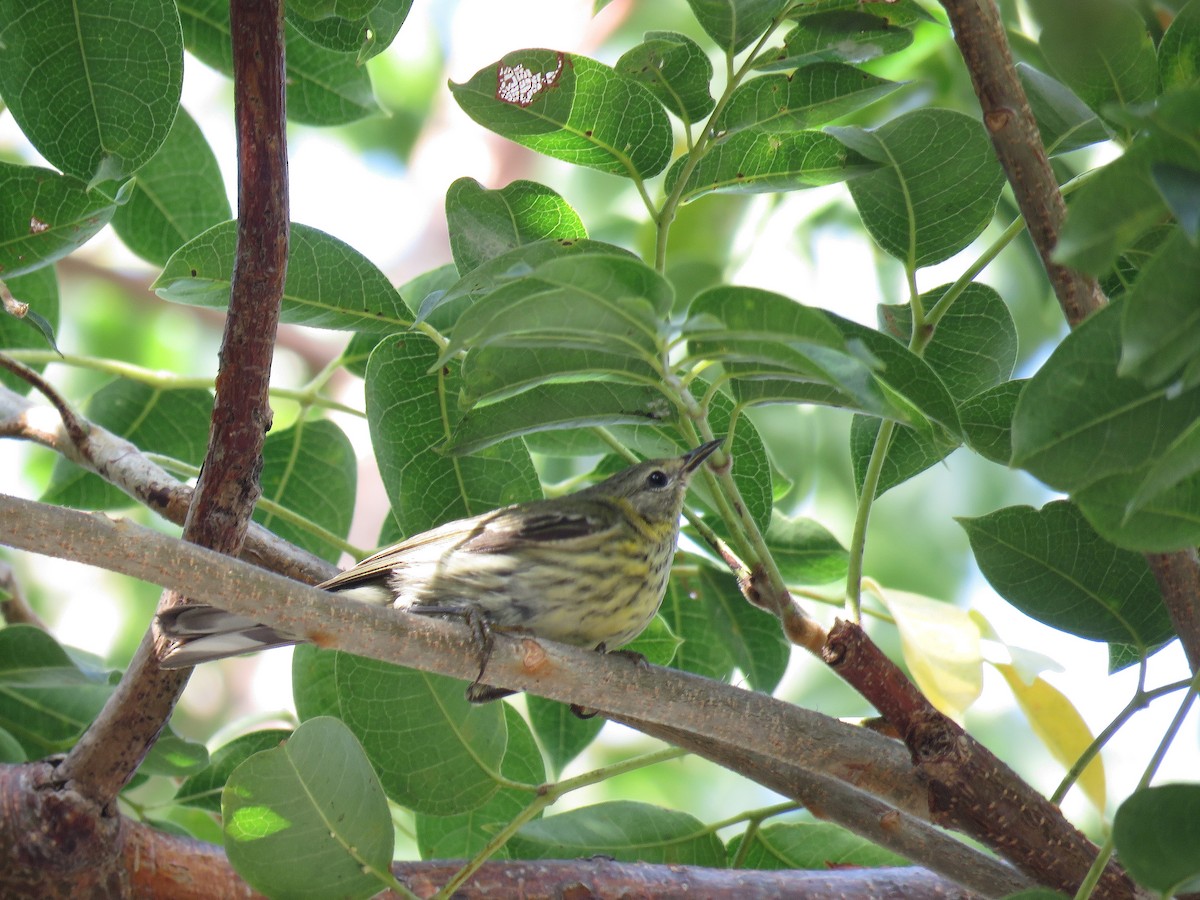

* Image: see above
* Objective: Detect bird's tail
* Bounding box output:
[156,605,299,669]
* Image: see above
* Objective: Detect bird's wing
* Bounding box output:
[318,500,620,591]
[460,500,619,550]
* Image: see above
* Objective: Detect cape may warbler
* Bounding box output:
[158,439,722,700]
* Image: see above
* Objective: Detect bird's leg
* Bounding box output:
[568,643,650,719]
[595,641,650,669]
[407,602,511,702]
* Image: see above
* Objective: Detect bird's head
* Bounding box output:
[591,439,723,525]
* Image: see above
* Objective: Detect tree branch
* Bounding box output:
[54,0,290,810]
[0,384,333,585]
[937,0,1200,670]
[0,760,990,900]
[826,621,1139,898]
[0,493,1027,894]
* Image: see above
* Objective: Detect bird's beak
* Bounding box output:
[682,439,723,473]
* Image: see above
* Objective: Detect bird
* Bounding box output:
[157,439,723,701]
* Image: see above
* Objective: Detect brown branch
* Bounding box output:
[396,859,984,899]
[938,0,1105,325]
[825,621,1137,898]
[0,353,90,455]
[1145,549,1200,672]
[938,0,1200,673]
[53,0,290,812]
[0,494,1025,893]
[618,715,1032,897]
[0,762,987,900]
[0,384,332,585]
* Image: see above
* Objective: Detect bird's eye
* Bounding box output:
[646,469,669,488]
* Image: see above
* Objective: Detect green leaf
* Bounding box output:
[1159,0,1200,93]
[830,313,962,437]
[1017,63,1110,156]
[526,693,604,776]
[0,267,60,394]
[110,107,231,266]
[1114,784,1200,895]
[181,0,378,125]
[415,705,545,859]
[0,625,116,757]
[1073,465,1200,552]
[615,31,715,122]
[293,647,508,815]
[685,286,898,421]
[290,0,380,22]
[1055,147,1168,275]
[256,419,357,562]
[364,334,541,535]
[222,717,393,900]
[787,0,935,26]
[755,11,913,71]
[1153,162,1200,242]
[419,238,635,331]
[1012,302,1200,494]
[442,254,672,365]
[685,0,789,53]
[287,0,412,63]
[1119,228,1200,389]
[510,800,725,865]
[850,417,957,498]
[830,109,1004,268]
[879,285,1020,400]
[446,178,587,275]
[155,221,410,333]
[0,163,121,277]
[624,614,684,667]
[762,513,848,585]
[448,381,676,456]
[176,730,292,813]
[460,345,661,407]
[715,65,903,136]
[850,284,1017,495]
[0,0,183,184]
[960,380,1024,465]
[958,501,1174,649]
[0,727,26,763]
[44,381,213,510]
[140,731,209,778]
[730,821,907,868]
[666,130,874,203]
[660,569,736,683]
[451,49,672,179]
[697,566,789,692]
[1030,0,1157,126]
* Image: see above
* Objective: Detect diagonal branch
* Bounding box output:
[0,493,1025,894]
[826,621,1139,898]
[53,0,291,810]
[0,383,332,586]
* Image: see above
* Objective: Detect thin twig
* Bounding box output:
[54,0,291,808]
[0,352,90,454]
[0,561,47,630]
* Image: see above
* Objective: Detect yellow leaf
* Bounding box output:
[995,663,1106,813]
[877,589,982,721]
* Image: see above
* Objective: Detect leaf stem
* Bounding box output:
[4,349,364,417]
[651,10,792,273]
[844,419,895,620]
[1051,667,1191,806]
